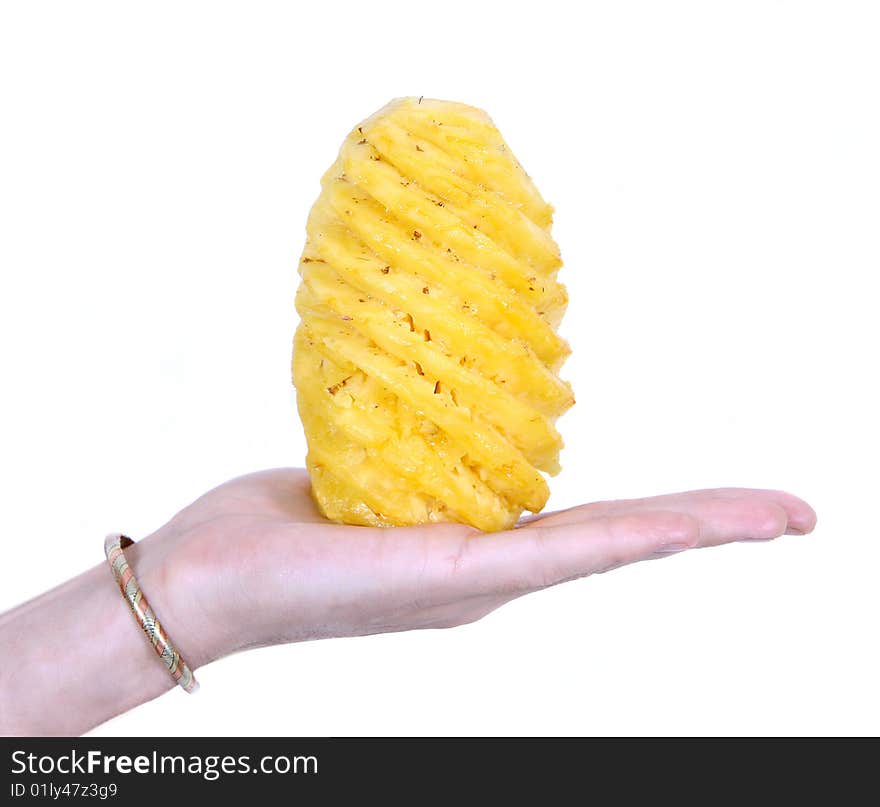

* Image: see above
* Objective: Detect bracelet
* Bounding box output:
[103,533,199,693]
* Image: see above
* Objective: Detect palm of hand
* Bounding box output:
[135,469,816,668]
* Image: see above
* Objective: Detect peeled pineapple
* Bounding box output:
[292,97,574,531]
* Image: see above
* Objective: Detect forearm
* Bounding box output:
[0,546,176,736]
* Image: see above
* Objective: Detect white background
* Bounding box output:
[1,1,877,736]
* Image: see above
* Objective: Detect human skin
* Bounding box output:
[0,468,817,735]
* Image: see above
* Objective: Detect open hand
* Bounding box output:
[129,469,817,669]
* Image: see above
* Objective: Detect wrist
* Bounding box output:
[90,561,179,713]
[0,562,175,735]
[127,526,231,670]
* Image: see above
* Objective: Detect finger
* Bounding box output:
[525,488,817,537]
[448,510,700,596]
[450,491,805,596]
[612,497,790,548]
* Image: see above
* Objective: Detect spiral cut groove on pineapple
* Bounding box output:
[293,98,574,531]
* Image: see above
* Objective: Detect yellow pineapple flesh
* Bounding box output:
[292,97,574,532]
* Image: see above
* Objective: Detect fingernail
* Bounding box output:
[654,542,692,554]
[785,527,805,535]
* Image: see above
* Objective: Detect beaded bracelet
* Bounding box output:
[104,533,199,693]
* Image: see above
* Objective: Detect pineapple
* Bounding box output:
[292,98,574,531]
